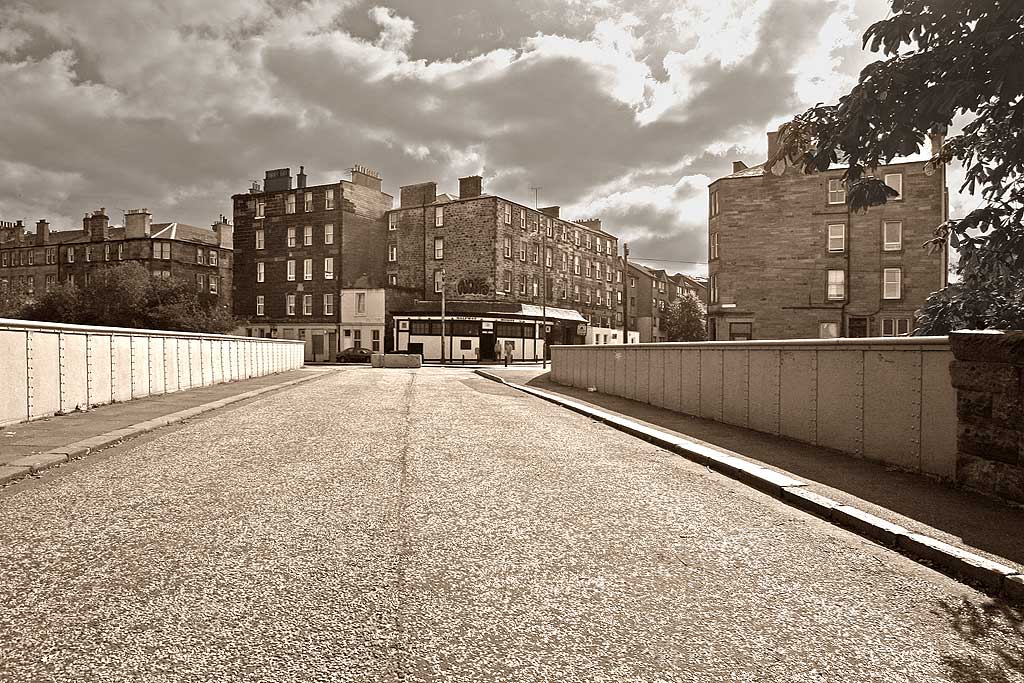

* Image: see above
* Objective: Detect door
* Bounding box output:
[312,333,325,361]
[480,332,496,360]
[848,317,868,338]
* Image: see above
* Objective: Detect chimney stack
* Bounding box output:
[35,219,49,245]
[124,208,152,239]
[575,218,602,232]
[297,165,307,189]
[766,130,779,164]
[459,175,483,199]
[539,206,560,218]
[84,208,109,242]
[399,181,437,208]
[732,161,748,173]
[350,164,382,191]
[212,215,233,250]
[264,168,292,193]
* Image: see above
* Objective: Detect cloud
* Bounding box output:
[0,0,906,277]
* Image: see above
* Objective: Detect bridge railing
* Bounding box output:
[550,337,956,479]
[0,319,304,427]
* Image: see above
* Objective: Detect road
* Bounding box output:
[1,368,1022,682]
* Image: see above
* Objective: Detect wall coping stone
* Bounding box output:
[0,317,304,343]
[950,329,1024,364]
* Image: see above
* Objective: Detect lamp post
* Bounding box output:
[622,242,629,344]
[440,267,446,364]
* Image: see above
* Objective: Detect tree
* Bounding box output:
[17,262,239,334]
[769,0,1024,334]
[662,293,707,341]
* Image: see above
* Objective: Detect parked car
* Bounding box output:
[336,347,373,363]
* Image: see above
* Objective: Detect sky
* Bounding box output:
[0,0,969,276]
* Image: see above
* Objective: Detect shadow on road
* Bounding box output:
[934,597,1024,682]
[523,373,1024,569]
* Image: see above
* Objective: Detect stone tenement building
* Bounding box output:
[626,263,707,342]
[231,166,392,361]
[388,175,624,361]
[0,210,233,305]
[707,130,948,340]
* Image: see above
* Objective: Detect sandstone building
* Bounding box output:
[388,176,625,361]
[231,166,391,361]
[706,131,948,340]
[0,210,232,308]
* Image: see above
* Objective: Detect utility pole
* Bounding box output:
[440,267,446,364]
[532,185,547,368]
[622,242,629,345]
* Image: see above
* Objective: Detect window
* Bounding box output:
[586,260,592,278]
[532,276,539,297]
[710,274,719,303]
[586,234,592,250]
[827,270,845,300]
[196,248,205,265]
[85,247,91,262]
[434,237,444,260]
[710,190,720,217]
[303,258,312,281]
[323,293,334,315]
[372,329,380,352]
[324,257,334,280]
[210,275,218,294]
[503,203,512,224]
[356,292,366,313]
[520,209,526,230]
[286,194,296,214]
[304,225,313,246]
[882,318,912,336]
[883,268,902,299]
[286,294,296,315]
[884,173,903,200]
[546,220,553,238]
[256,296,265,316]
[255,201,265,218]
[287,260,296,281]
[46,247,56,264]
[286,227,296,247]
[519,241,527,261]
[606,240,612,256]
[304,192,313,212]
[586,289,592,304]
[504,271,512,292]
[209,250,218,266]
[388,244,397,262]
[257,262,265,282]
[325,223,334,244]
[545,247,552,268]
[729,322,752,341]
[354,330,362,346]
[388,274,398,285]
[303,294,312,315]
[574,231,580,247]
[828,179,846,204]
[27,251,33,266]
[573,255,580,275]
[104,244,110,261]
[3,251,10,267]
[153,242,171,260]
[434,269,444,293]
[388,213,398,230]
[195,273,204,289]
[828,224,846,252]
[68,247,78,263]
[117,243,124,260]
[325,189,335,209]
[883,221,902,251]
[573,284,580,301]
[710,232,719,259]
[630,277,636,288]
[503,237,512,259]
[532,245,539,264]
[255,229,265,250]
[561,252,568,271]
[435,206,444,227]
[519,276,527,295]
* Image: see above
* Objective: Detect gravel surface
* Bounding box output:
[1,368,1023,682]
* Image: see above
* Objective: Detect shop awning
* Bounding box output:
[516,304,588,322]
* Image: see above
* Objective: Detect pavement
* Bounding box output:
[491,368,1024,572]
[1,367,1023,682]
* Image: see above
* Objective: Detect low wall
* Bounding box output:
[551,337,958,479]
[0,318,305,427]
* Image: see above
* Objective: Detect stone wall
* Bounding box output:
[950,330,1024,504]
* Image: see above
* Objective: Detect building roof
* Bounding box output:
[395,300,588,322]
[47,223,221,246]
[724,163,767,179]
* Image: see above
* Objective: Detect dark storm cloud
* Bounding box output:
[0,0,891,272]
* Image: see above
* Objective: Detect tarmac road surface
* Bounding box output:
[1,368,1022,682]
